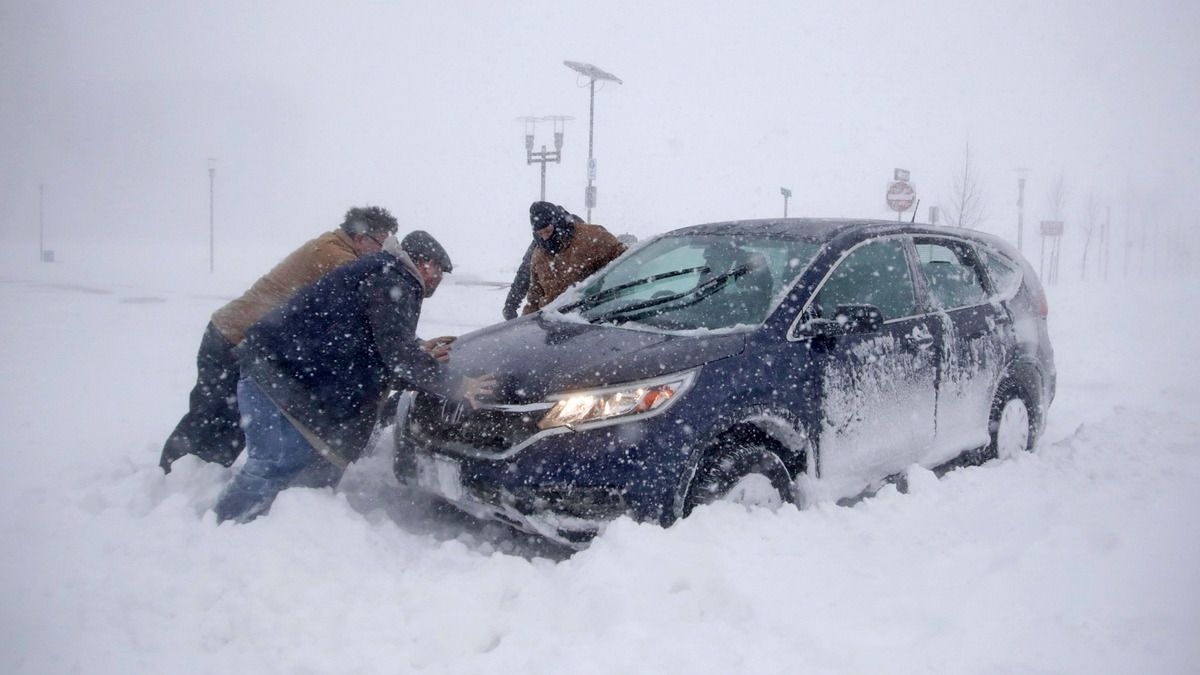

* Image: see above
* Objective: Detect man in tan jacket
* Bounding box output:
[160,206,401,473]
[523,201,627,314]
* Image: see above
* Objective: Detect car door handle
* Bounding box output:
[903,334,934,349]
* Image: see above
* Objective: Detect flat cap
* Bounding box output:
[400,230,453,272]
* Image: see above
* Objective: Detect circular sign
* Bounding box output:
[886,181,916,212]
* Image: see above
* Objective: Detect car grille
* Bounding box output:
[406,392,544,455]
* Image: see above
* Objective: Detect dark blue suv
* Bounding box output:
[394,219,1055,547]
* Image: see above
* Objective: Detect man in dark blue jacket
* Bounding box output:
[214,230,495,523]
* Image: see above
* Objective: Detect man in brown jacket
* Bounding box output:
[523,201,627,314]
[159,206,402,473]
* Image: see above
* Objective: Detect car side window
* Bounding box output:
[914,240,988,309]
[981,249,1022,299]
[813,238,918,321]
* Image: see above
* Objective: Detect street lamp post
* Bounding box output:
[36,183,55,263]
[780,187,792,218]
[564,60,622,223]
[1016,168,1029,253]
[520,116,571,201]
[208,158,216,273]
[38,183,45,262]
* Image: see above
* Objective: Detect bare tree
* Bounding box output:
[1121,181,1136,279]
[1079,189,1099,280]
[1040,170,1070,284]
[944,141,987,229]
[1046,170,1069,221]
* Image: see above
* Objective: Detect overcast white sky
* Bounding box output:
[1,0,1197,274]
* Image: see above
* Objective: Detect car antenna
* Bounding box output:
[910,199,920,223]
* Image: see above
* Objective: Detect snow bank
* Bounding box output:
[1,255,1197,674]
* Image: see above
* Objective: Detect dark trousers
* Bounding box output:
[159,321,246,473]
[213,377,343,523]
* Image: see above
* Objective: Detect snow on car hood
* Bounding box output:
[443,314,746,403]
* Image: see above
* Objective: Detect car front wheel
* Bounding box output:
[684,440,795,516]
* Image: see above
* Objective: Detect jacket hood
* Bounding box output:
[444,315,746,403]
[382,236,427,295]
[536,220,575,254]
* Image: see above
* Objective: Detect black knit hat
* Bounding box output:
[400,230,453,272]
[530,201,570,231]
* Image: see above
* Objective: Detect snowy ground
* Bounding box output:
[1,250,1198,674]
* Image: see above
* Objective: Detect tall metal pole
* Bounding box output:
[564,61,621,223]
[586,79,596,223]
[1039,234,1046,281]
[1102,205,1111,281]
[539,145,548,201]
[208,159,215,273]
[1017,174,1027,253]
[38,183,45,261]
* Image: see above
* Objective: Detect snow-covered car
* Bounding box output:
[393,219,1055,547]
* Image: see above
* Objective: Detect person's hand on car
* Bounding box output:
[421,335,457,362]
[459,374,497,409]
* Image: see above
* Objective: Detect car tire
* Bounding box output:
[683,440,795,516]
[987,380,1036,461]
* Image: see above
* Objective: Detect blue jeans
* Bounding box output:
[213,377,344,523]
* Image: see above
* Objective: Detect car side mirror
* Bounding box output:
[834,304,884,334]
[800,317,845,339]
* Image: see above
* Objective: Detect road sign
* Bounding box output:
[886,181,916,212]
[894,168,910,182]
[1041,220,1064,237]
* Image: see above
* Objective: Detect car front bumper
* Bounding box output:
[394,395,692,548]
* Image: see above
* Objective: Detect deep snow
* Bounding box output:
[0,251,1197,674]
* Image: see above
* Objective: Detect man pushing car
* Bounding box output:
[522,201,627,314]
[159,205,456,473]
[213,230,495,523]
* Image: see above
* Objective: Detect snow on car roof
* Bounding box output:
[668,218,921,241]
[664,219,1023,260]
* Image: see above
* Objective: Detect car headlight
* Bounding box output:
[538,370,698,430]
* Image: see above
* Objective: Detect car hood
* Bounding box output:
[443,314,746,403]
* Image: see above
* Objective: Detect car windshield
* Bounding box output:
[561,234,822,330]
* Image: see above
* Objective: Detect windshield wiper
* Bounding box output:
[585,265,751,325]
[559,266,708,313]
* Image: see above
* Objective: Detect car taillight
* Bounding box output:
[1038,290,1049,317]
